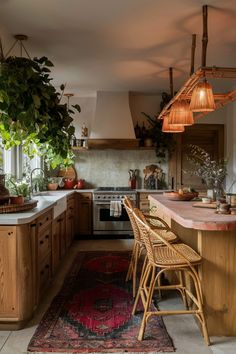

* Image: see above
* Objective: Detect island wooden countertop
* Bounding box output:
[149,194,236,231]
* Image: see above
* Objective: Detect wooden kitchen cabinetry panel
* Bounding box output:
[0,199,77,329]
[77,192,92,235]
[168,124,224,191]
[0,224,35,329]
[138,192,164,213]
[0,227,18,318]
[66,194,75,247]
[36,209,52,300]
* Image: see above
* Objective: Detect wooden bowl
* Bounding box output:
[163,192,196,201]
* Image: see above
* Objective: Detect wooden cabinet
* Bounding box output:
[168,124,224,191]
[0,224,36,328]
[0,194,78,329]
[138,192,164,213]
[66,194,75,246]
[77,192,92,235]
[0,226,18,319]
[36,209,52,299]
[52,212,66,274]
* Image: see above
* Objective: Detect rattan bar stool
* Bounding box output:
[132,208,210,345]
[123,196,178,298]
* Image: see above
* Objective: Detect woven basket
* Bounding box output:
[0,200,38,214]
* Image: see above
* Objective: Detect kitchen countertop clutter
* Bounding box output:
[0,189,169,225]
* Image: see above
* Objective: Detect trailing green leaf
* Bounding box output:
[0,55,80,168]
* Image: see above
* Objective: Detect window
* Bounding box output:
[0,141,42,180]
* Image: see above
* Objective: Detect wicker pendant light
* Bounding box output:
[162,115,185,133]
[169,100,194,126]
[189,80,216,112]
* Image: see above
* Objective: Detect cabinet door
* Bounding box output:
[0,227,18,317]
[36,210,52,299]
[66,195,75,247]
[77,193,92,235]
[52,216,61,274]
[169,124,224,191]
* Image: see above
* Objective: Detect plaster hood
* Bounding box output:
[90,91,136,140]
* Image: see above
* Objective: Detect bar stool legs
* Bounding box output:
[133,264,210,345]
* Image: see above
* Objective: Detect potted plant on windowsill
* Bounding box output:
[5,176,31,204]
[47,177,59,191]
[0,41,81,169]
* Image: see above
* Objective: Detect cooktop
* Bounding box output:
[95,187,133,192]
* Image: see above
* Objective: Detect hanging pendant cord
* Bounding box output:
[4,35,31,59]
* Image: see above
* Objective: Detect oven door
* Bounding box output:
[93,202,132,235]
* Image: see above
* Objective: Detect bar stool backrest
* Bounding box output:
[123,196,142,242]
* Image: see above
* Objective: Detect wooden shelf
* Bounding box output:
[72,146,88,151]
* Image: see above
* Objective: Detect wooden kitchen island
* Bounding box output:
[149,194,236,336]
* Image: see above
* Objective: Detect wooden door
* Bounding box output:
[168,124,224,191]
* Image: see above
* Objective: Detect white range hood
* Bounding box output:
[90,91,136,139]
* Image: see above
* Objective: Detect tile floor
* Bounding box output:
[0,239,235,354]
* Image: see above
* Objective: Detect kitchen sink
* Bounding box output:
[35,193,68,219]
[36,191,67,196]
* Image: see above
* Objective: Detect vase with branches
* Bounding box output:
[185,144,227,199]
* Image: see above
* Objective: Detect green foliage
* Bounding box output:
[185,144,227,188]
[0,55,80,168]
[5,175,31,197]
[141,112,175,162]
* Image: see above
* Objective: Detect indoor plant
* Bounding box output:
[185,144,227,199]
[5,175,31,203]
[0,51,81,169]
[141,112,175,162]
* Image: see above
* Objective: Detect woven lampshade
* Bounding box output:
[169,100,194,126]
[190,80,216,112]
[162,115,185,133]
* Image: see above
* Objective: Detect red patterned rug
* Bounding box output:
[27,251,175,352]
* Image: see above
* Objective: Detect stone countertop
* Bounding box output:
[149,194,236,231]
[0,190,75,225]
[136,189,171,193]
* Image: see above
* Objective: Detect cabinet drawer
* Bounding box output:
[139,200,150,212]
[37,210,52,233]
[139,193,149,200]
[38,253,51,295]
[38,227,51,262]
[78,192,92,202]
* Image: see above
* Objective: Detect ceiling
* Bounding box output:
[1,0,236,95]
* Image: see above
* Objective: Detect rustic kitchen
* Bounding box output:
[0,1,236,353]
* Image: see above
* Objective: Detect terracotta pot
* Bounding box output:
[47,183,58,191]
[10,195,24,205]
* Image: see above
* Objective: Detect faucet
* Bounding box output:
[30,167,45,194]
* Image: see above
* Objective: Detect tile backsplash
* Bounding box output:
[74,149,168,189]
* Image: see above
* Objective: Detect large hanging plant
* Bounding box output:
[141,112,175,162]
[0,54,80,168]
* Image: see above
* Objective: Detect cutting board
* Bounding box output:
[58,166,77,180]
[192,202,217,209]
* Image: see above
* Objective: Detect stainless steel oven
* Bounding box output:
[93,187,137,235]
